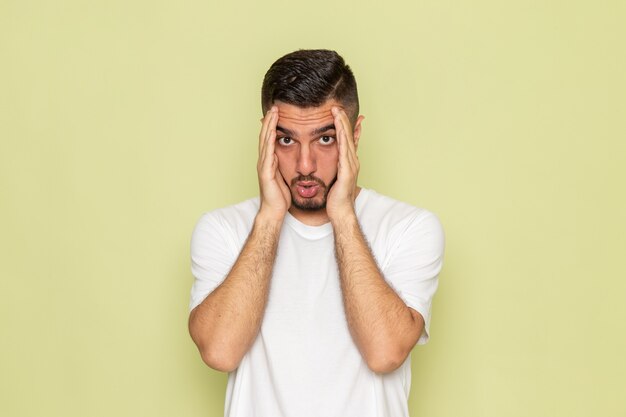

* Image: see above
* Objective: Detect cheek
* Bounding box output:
[275,151,295,174]
[319,149,339,173]
[324,147,339,163]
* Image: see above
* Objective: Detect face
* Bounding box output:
[273,100,359,213]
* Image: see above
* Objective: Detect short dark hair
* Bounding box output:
[261,49,359,123]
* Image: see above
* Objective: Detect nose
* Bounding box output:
[296,144,316,176]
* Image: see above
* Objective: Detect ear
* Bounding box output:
[352,115,365,151]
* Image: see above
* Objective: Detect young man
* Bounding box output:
[188,49,444,417]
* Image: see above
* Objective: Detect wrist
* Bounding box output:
[255,208,286,229]
[329,208,358,229]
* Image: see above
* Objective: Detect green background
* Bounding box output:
[1,0,625,416]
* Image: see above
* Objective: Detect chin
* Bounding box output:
[291,195,327,211]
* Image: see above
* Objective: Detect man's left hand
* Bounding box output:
[327,107,360,222]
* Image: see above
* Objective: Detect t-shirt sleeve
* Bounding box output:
[383,210,445,345]
[189,212,237,311]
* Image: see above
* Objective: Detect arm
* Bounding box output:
[188,107,290,372]
[188,214,282,372]
[333,215,425,374]
[327,107,426,374]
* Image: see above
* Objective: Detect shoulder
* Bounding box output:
[357,188,444,248]
[202,197,260,224]
[193,197,260,240]
[358,188,442,229]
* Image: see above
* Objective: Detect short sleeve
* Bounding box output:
[383,211,445,345]
[189,212,237,311]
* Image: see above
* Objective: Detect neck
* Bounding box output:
[288,207,330,226]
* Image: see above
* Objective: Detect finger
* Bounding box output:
[277,162,291,203]
[264,108,278,158]
[259,107,277,155]
[259,109,278,169]
[261,112,278,175]
[276,159,289,188]
[333,108,360,186]
[335,107,357,156]
[265,122,277,163]
[333,108,355,171]
[259,110,271,154]
[336,109,359,172]
[332,108,348,167]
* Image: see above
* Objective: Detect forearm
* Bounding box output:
[333,214,422,373]
[189,212,283,372]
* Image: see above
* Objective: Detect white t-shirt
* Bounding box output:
[190,188,444,417]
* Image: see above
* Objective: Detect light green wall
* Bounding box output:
[1,1,624,416]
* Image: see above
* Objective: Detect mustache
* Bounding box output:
[290,175,327,187]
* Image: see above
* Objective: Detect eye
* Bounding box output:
[318,136,335,145]
[277,137,294,146]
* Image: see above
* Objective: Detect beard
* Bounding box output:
[289,175,337,211]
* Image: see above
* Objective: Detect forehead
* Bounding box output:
[275,100,342,132]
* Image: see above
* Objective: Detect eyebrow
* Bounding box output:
[275,124,336,137]
[276,126,295,137]
[311,124,336,136]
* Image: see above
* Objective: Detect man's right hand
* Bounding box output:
[257,106,290,221]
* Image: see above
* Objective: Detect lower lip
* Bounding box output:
[296,185,320,198]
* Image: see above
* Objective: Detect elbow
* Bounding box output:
[364,308,425,373]
[364,347,409,374]
[189,313,241,373]
[198,345,241,373]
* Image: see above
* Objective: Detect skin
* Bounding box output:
[273,99,361,225]
[189,100,425,373]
